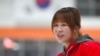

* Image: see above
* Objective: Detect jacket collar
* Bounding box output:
[75,34,93,43]
[62,34,93,56]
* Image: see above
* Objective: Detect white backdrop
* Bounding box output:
[0,0,99,27]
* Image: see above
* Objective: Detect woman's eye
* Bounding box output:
[62,24,68,26]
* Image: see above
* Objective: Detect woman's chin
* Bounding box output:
[58,39,69,44]
[58,39,66,44]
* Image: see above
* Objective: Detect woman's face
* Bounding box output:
[53,21,73,44]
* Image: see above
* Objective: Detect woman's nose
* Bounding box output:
[57,26,63,32]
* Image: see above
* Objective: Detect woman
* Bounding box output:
[51,7,100,56]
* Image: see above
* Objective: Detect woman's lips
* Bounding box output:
[57,34,64,38]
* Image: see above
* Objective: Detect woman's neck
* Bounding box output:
[63,41,73,48]
[64,32,81,48]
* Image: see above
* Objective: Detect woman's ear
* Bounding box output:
[75,26,80,31]
[73,26,80,35]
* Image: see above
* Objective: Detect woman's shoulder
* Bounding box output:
[76,34,100,48]
[81,40,100,46]
[79,40,100,56]
[80,40,100,50]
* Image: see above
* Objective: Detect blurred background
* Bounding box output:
[0,0,100,56]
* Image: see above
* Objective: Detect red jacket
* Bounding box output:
[57,34,100,56]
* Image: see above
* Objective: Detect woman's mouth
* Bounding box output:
[57,34,64,38]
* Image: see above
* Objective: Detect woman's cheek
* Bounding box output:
[64,28,72,39]
[53,28,57,37]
